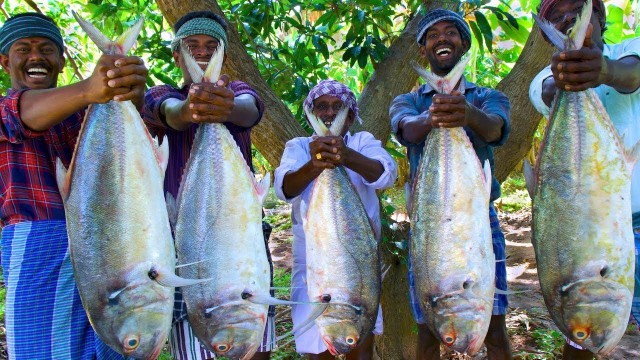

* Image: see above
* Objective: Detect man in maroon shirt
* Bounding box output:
[143,11,274,360]
[0,12,147,360]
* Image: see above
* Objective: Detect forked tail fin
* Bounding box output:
[411,55,470,95]
[179,39,225,84]
[533,0,592,51]
[73,11,143,55]
[304,104,350,136]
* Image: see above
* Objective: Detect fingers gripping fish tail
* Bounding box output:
[72,11,144,55]
[533,0,592,51]
[411,55,470,95]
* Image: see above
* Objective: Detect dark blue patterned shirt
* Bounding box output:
[389,77,511,201]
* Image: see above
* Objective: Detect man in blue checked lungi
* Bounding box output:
[0,12,148,360]
[389,8,512,360]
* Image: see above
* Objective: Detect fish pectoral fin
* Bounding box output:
[165,192,178,231]
[523,160,537,198]
[243,292,324,307]
[55,158,70,201]
[625,138,640,173]
[482,159,491,197]
[381,263,392,282]
[274,303,329,344]
[153,271,211,288]
[157,135,170,179]
[256,172,271,204]
[404,181,413,214]
[493,288,533,295]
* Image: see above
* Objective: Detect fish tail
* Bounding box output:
[533,0,592,51]
[411,55,469,94]
[72,11,143,55]
[179,40,225,84]
[304,104,329,136]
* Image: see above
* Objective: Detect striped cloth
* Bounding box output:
[0,13,64,54]
[416,9,471,46]
[303,79,361,124]
[408,203,509,324]
[0,220,124,360]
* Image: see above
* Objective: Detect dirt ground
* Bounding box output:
[267,205,640,360]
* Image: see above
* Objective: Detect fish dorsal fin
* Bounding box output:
[180,40,225,84]
[523,159,537,198]
[482,159,491,197]
[156,135,169,179]
[72,11,144,55]
[256,172,271,205]
[412,55,470,95]
[533,0,592,51]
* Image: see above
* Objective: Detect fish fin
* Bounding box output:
[411,55,470,94]
[203,42,225,83]
[523,160,537,198]
[175,257,217,269]
[55,158,70,201]
[624,138,640,172]
[568,0,592,50]
[482,159,491,197]
[243,292,324,306]
[153,271,211,288]
[114,17,145,54]
[304,104,329,136]
[179,40,205,83]
[156,135,169,179]
[327,107,350,136]
[282,303,329,340]
[72,11,143,55]
[404,182,413,214]
[381,264,392,282]
[165,192,178,231]
[494,288,533,295]
[532,14,568,50]
[256,172,271,205]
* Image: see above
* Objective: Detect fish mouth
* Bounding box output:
[322,335,340,356]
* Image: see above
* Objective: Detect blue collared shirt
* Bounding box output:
[389,77,511,201]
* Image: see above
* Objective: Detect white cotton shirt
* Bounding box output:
[273,131,397,354]
[529,37,640,213]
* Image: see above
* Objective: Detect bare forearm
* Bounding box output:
[227,94,259,128]
[602,56,640,94]
[161,98,192,131]
[398,114,432,144]
[282,162,323,199]
[343,150,384,183]
[465,103,504,143]
[19,80,91,131]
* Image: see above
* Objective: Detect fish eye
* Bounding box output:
[442,333,456,345]
[214,343,231,353]
[123,335,140,352]
[345,336,357,346]
[573,328,589,340]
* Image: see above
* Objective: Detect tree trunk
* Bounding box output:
[154,0,307,168]
[494,26,554,182]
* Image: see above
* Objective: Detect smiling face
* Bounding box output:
[174,34,223,84]
[419,21,469,76]
[0,36,65,90]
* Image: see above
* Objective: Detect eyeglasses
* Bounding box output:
[314,102,345,113]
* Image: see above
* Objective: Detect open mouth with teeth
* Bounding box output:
[435,47,453,58]
[26,67,49,79]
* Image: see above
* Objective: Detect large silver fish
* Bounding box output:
[409,57,495,355]
[527,0,637,353]
[56,14,180,359]
[302,107,381,356]
[170,41,272,360]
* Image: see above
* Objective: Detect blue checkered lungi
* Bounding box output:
[1,220,124,360]
[408,203,508,323]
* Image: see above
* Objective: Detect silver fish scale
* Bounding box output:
[63,100,174,359]
[174,123,270,359]
[533,88,634,354]
[304,166,380,353]
[410,127,494,355]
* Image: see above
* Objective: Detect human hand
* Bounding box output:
[551,25,607,92]
[185,74,235,123]
[309,135,350,170]
[85,54,147,104]
[429,90,468,128]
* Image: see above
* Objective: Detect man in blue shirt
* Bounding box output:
[389,9,512,360]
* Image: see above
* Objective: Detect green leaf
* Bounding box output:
[474,11,494,53]
[384,146,406,158]
[469,20,485,54]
